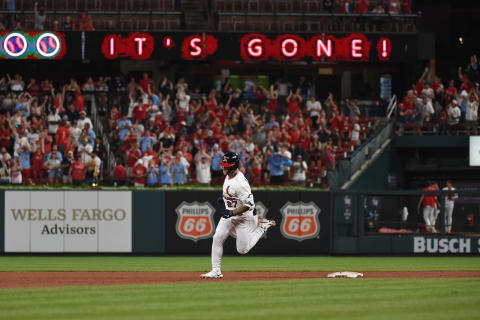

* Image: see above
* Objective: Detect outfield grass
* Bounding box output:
[0,278,479,320]
[1,257,479,320]
[0,256,479,272]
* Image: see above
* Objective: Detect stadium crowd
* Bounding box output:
[0,74,104,186]
[396,55,479,136]
[109,74,373,188]
[0,71,373,188]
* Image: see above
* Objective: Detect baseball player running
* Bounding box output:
[442,180,458,233]
[201,152,276,279]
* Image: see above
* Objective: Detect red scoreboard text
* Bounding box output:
[240,33,391,62]
[101,33,392,62]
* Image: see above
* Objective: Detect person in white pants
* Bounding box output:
[418,181,439,233]
[201,152,276,279]
[442,180,458,233]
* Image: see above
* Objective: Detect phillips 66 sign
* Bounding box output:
[280,201,321,241]
[175,201,216,242]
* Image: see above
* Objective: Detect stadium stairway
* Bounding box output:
[334,118,394,190]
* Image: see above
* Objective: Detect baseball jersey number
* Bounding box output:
[226,200,238,208]
[183,218,207,233]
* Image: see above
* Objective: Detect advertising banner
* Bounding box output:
[4,191,132,252]
[165,190,330,254]
[413,236,480,254]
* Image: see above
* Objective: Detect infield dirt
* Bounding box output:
[1,271,479,288]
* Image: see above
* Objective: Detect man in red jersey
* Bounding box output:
[113,159,126,186]
[417,181,439,233]
[69,153,85,186]
[126,142,142,184]
[132,159,147,187]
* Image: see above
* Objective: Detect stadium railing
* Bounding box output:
[14,0,178,11]
[216,12,421,33]
[328,119,394,190]
[0,10,183,31]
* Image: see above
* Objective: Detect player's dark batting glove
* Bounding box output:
[217,197,224,205]
[222,209,234,219]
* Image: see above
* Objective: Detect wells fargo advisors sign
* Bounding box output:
[4,191,132,252]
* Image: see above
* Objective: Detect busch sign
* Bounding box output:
[280,201,321,241]
[413,237,473,253]
[175,201,215,242]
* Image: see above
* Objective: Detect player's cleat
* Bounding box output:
[200,270,223,279]
[259,218,276,231]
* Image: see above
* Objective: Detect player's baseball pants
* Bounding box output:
[211,213,264,271]
[423,205,435,228]
[433,206,440,222]
[445,204,454,230]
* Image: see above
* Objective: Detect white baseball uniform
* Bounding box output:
[210,170,265,272]
[442,187,458,232]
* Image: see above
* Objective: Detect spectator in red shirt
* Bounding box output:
[0,123,11,150]
[418,182,439,233]
[133,101,149,122]
[126,142,142,183]
[74,90,85,112]
[39,128,53,156]
[108,105,122,130]
[138,73,151,93]
[286,89,302,116]
[55,121,70,152]
[402,0,412,14]
[307,159,324,187]
[179,146,192,176]
[414,67,429,95]
[431,76,442,93]
[132,159,147,187]
[339,0,349,13]
[267,84,278,114]
[389,0,401,14]
[458,66,473,92]
[31,142,45,184]
[445,80,458,103]
[27,78,40,96]
[248,158,263,186]
[205,90,217,115]
[356,0,369,14]
[70,153,85,186]
[114,159,126,186]
[77,11,94,31]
